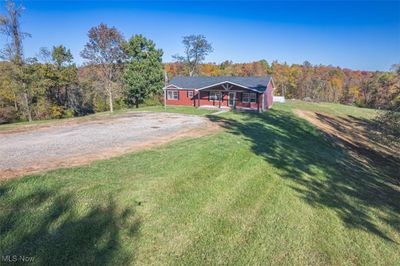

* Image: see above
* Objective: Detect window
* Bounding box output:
[167,90,179,100]
[250,93,257,103]
[187,91,194,98]
[242,92,257,103]
[242,93,249,103]
[209,91,222,101]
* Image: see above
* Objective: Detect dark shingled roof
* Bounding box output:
[168,76,272,92]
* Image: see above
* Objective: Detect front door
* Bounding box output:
[228,92,236,107]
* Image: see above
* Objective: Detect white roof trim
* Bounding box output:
[162,84,184,90]
[197,81,261,93]
[269,78,276,90]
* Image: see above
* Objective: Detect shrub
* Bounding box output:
[112,98,128,111]
[50,105,64,119]
[63,108,75,118]
[35,98,52,120]
[93,95,108,112]
[0,107,17,124]
[143,94,163,107]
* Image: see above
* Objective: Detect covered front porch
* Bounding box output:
[195,82,264,112]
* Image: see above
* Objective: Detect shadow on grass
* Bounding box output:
[207,110,400,243]
[314,113,400,183]
[0,187,140,265]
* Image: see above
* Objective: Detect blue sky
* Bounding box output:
[1,0,399,71]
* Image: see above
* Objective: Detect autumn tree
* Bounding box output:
[0,0,37,121]
[19,60,46,121]
[260,59,273,75]
[374,66,400,148]
[35,45,80,116]
[80,23,125,112]
[164,59,399,110]
[272,61,291,97]
[0,61,18,122]
[123,35,164,108]
[173,35,213,76]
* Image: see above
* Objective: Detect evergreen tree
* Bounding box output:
[123,35,164,108]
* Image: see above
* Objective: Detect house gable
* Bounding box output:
[166,76,272,93]
[164,75,274,112]
[197,81,261,93]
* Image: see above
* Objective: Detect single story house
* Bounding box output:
[163,76,276,112]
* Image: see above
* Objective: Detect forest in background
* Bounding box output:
[2,59,399,123]
[0,0,399,125]
[166,60,400,109]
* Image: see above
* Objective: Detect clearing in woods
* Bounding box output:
[0,101,399,265]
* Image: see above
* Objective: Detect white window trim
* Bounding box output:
[250,93,257,103]
[242,92,257,103]
[209,91,222,101]
[187,91,194,98]
[242,93,250,103]
[167,90,179,100]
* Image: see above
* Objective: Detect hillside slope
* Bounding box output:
[0,102,399,265]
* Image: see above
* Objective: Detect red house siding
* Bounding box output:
[165,89,195,106]
[265,80,275,109]
[164,79,275,111]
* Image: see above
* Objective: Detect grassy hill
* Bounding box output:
[0,101,398,265]
[279,99,381,118]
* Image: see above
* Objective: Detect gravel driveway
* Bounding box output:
[0,112,215,178]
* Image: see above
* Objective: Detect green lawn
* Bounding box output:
[278,99,380,119]
[0,102,399,265]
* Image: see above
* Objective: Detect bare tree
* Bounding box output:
[37,47,51,63]
[80,23,125,112]
[0,0,30,65]
[0,0,35,121]
[173,35,213,76]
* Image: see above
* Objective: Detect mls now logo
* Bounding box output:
[2,255,35,263]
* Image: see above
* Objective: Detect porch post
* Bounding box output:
[164,71,167,111]
[164,88,167,111]
[257,93,260,113]
[197,90,200,108]
[262,93,265,112]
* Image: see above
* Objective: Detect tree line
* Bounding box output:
[1,0,399,125]
[0,1,167,123]
[166,60,400,110]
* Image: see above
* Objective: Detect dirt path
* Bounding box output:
[294,109,399,182]
[294,109,369,147]
[294,109,394,153]
[0,112,219,179]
